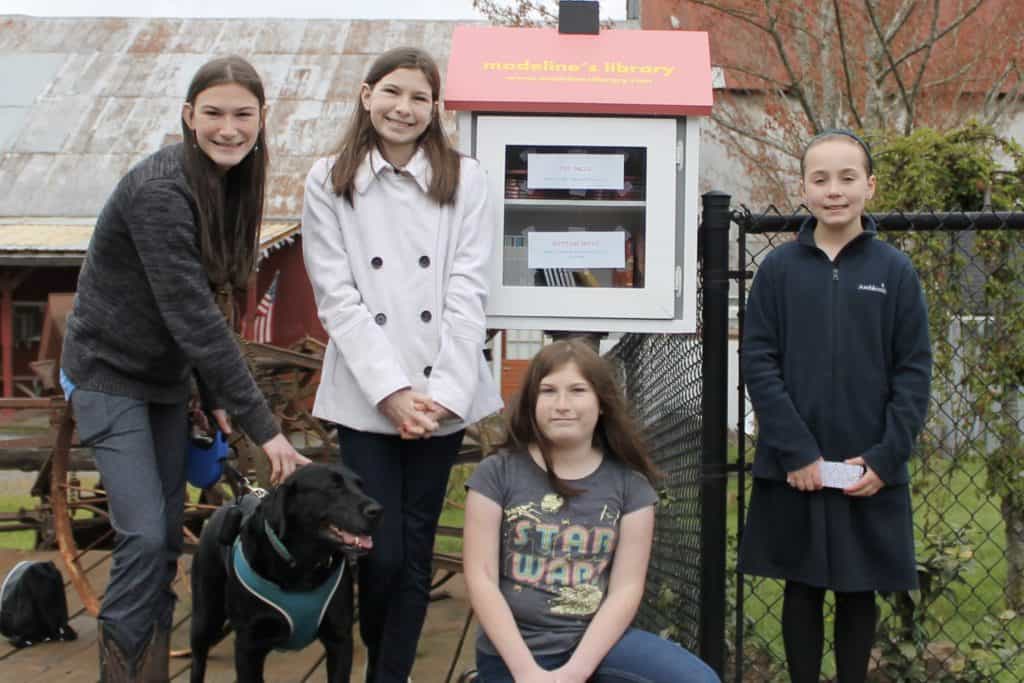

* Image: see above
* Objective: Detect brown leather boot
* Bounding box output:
[97,623,139,683]
[138,623,169,682]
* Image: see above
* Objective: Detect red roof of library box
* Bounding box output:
[444,25,713,116]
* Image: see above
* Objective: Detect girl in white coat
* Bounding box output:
[301,46,502,683]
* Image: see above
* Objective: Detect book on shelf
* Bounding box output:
[542,268,576,287]
[612,229,634,288]
[633,227,645,287]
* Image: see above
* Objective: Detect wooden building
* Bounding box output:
[0,220,318,397]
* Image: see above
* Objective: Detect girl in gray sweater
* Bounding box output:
[61,56,309,681]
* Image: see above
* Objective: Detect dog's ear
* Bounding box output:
[337,463,362,487]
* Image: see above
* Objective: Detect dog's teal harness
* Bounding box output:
[231,538,346,650]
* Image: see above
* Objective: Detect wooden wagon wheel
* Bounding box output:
[49,405,103,615]
[49,406,247,616]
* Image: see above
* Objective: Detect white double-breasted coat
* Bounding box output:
[301,147,502,435]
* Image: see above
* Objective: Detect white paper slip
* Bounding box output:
[527,231,626,269]
[527,153,625,190]
[820,461,865,489]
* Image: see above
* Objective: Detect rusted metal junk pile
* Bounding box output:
[0,333,507,616]
[0,336,331,616]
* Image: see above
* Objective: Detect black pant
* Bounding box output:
[782,581,877,683]
[338,426,463,683]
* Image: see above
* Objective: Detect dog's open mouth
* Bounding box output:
[325,524,374,554]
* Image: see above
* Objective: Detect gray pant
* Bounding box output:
[71,388,187,658]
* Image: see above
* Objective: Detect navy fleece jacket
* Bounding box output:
[741,216,932,486]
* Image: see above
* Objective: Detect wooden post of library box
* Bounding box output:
[445,25,713,335]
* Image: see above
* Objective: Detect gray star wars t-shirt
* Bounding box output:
[466,451,658,657]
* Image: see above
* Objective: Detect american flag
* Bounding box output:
[251,271,279,344]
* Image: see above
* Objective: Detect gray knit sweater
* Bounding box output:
[61,144,279,445]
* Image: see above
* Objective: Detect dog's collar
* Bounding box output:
[263,520,297,568]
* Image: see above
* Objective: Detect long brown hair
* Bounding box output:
[180,55,268,290]
[329,47,460,206]
[508,340,661,498]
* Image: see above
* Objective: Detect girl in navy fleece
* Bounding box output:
[738,131,932,683]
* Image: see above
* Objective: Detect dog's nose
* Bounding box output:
[361,500,383,521]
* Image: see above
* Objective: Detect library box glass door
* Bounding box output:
[476,116,678,320]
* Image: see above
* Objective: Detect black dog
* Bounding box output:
[190,463,381,682]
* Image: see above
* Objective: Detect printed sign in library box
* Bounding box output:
[527,153,624,190]
[527,231,625,269]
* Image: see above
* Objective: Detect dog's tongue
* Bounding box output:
[338,529,373,550]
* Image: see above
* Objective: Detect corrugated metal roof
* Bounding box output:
[0,218,300,257]
[0,221,93,252]
[0,16,466,220]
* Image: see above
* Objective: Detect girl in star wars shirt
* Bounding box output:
[464,340,718,682]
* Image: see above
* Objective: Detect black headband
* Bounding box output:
[805,128,874,175]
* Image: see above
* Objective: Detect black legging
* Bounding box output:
[782,581,877,683]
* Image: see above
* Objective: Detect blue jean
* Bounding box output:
[338,426,464,683]
[71,389,187,659]
[476,628,720,683]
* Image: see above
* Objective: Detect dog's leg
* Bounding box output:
[234,641,270,683]
[322,634,354,683]
[322,572,355,683]
[190,512,231,683]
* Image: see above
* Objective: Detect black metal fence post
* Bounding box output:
[699,190,731,675]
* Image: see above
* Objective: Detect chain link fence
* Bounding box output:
[607,326,705,653]
[735,208,1024,682]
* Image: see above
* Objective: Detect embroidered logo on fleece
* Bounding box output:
[857,282,887,295]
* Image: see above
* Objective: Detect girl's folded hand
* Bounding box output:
[843,456,884,497]
[787,457,824,491]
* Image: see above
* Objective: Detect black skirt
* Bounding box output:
[738,478,918,593]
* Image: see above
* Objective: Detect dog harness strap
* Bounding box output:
[263,520,297,567]
[231,540,346,650]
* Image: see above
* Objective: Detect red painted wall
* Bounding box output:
[247,236,325,348]
[1,267,80,393]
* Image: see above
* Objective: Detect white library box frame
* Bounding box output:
[459,113,700,333]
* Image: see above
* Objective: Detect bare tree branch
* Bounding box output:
[686,0,828,47]
[864,0,915,132]
[715,62,795,90]
[684,0,771,29]
[762,0,822,131]
[465,0,1022,205]
[832,0,865,129]
[904,0,944,131]
[710,109,798,157]
[881,0,919,43]
[471,0,557,27]
[983,60,1024,125]
[876,0,985,80]
[923,60,979,90]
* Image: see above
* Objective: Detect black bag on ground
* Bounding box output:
[0,560,78,648]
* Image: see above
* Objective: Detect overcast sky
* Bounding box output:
[0,0,626,20]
